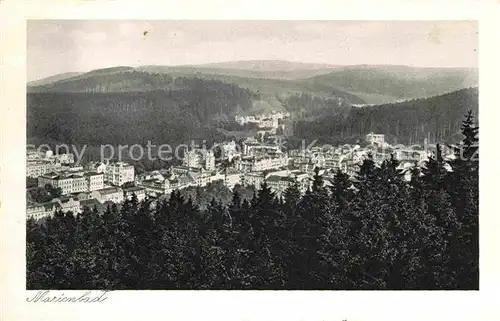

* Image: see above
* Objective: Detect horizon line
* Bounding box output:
[28,59,479,83]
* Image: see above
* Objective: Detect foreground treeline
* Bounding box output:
[26,112,478,290]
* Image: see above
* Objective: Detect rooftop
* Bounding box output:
[98,187,122,195]
[123,186,146,193]
[83,171,101,176]
[80,198,101,208]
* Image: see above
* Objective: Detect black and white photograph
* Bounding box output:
[24,20,479,291]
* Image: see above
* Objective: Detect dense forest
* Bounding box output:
[26,112,478,290]
[305,66,478,103]
[178,181,255,211]
[283,92,351,119]
[27,76,258,146]
[293,87,478,145]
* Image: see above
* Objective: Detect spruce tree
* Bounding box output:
[446,110,479,289]
[421,143,447,190]
[283,181,301,209]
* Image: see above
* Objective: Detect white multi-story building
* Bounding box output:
[205,150,215,171]
[258,118,279,129]
[97,187,124,204]
[242,172,265,189]
[27,197,81,220]
[246,144,282,156]
[27,203,55,220]
[224,170,243,189]
[54,197,81,214]
[183,149,215,171]
[26,160,59,178]
[235,115,257,126]
[84,172,104,191]
[27,148,43,161]
[38,171,104,195]
[266,173,311,197]
[70,175,87,193]
[104,162,135,186]
[38,172,73,195]
[138,179,172,196]
[135,170,165,183]
[54,153,75,165]
[266,175,295,197]
[188,170,223,187]
[366,133,385,145]
[86,162,107,174]
[219,141,239,161]
[242,141,261,156]
[235,154,288,173]
[123,186,147,202]
[183,150,203,168]
[395,149,427,163]
[60,165,85,175]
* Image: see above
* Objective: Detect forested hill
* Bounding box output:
[28,72,84,87]
[28,68,365,108]
[29,70,185,93]
[27,78,258,146]
[29,63,478,105]
[294,87,478,145]
[305,65,478,104]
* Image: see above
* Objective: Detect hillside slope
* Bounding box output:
[28,62,477,105]
[28,72,84,87]
[27,77,258,147]
[306,65,478,103]
[294,87,479,145]
[27,68,366,108]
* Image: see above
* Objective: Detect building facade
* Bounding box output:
[138,179,172,196]
[38,172,104,195]
[183,149,215,171]
[224,172,243,189]
[366,133,385,145]
[242,172,265,189]
[104,162,135,186]
[235,154,288,173]
[97,187,124,204]
[84,172,105,191]
[123,186,147,202]
[27,197,81,220]
[26,160,59,178]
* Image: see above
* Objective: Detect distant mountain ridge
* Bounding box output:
[305,65,478,103]
[28,60,478,105]
[27,67,366,107]
[28,72,84,87]
[183,60,339,71]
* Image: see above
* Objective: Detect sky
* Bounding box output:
[27,20,478,82]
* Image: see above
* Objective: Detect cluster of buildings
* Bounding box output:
[234,111,290,134]
[26,130,450,220]
[291,133,430,179]
[26,148,75,178]
[26,148,143,220]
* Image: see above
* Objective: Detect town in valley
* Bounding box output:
[25,20,479,291]
[26,111,453,220]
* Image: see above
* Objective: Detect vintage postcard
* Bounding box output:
[1,1,499,321]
